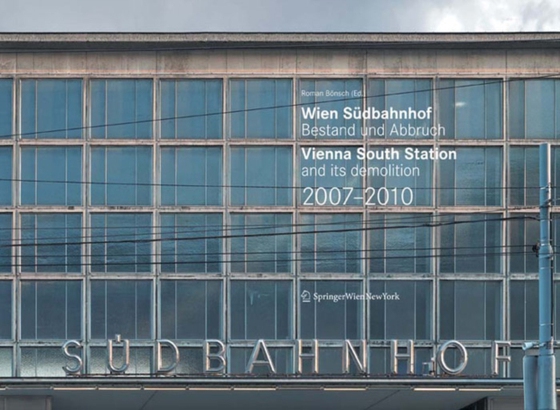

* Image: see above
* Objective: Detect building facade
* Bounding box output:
[0,33,559,409]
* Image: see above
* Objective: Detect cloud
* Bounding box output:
[426,0,560,32]
[0,0,556,32]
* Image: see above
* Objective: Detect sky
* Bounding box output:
[0,0,558,32]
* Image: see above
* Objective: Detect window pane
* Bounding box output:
[0,147,12,205]
[161,213,222,274]
[89,347,151,375]
[510,281,538,341]
[230,79,292,139]
[0,214,11,272]
[21,146,82,206]
[370,280,432,340]
[231,213,291,273]
[21,213,82,273]
[440,281,501,340]
[299,146,362,206]
[509,80,560,139]
[509,216,538,274]
[230,281,292,340]
[161,147,222,206]
[439,79,502,139]
[509,146,539,206]
[91,213,151,273]
[439,214,502,274]
[0,79,12,139]
[370,214,432,274]
[161,280,222,339]
[91,280,152,340]
[91,146,152,206]
[300,213,361,273]
[0,281,11,339]
[438,147,502,206]
[300,281,363,339]
[367,79,433,139]
[21,281,81,339]
[21,79,82,139]
[368,146,433,206]
[91,79,152,139]
[299,79,362,139]
[161,79,222,139]
[21,348,67,377]
[230,146,292,206]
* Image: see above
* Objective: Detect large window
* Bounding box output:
[369,214,432,274]
[299,79,362,139]
[440,281,502,340]
[229,79,292,139]
[0,281,11,339]
[91,79,152,139]
[300,281,362,339]
[160,280,222,339]
[161,79,222,139]
[160,213,222,274]
[370,280,431,340]
[300,213,361,273]
[439,214,502,274]
[21,146,82,206]
[509,79,560,139]
[367,79,433,139]
[91,146,152,206]
[21,213,81,273]
[90,280,152,340]
[21,281,81,339]
[509,216,538,274]
[0,214,11,273]
[509,146,539,206]
[438,147,502,206]
[0,147,10,206]
[438,79,502,139]
[21,79,82,139]
[230,146,292,206]
[368,146,433,206]
[161,147,222,206]
[91,213,151,273]
[230,281,292,340]
[510,281,538,341]
[0,79,12,138]
[299,146,362,206]
[230,213,292,273]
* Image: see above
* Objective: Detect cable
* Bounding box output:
[0,177,548,191]
[0,214,534,249]
[0,72,559,139]
[2,250,534,270]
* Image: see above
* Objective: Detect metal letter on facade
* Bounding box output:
[296,339,319,374]
[155,339,180,374]
[491,340,511,376]
[107,334,130,374]
[203,339,226,373]
[62,340,83,375]
[246,339,276,374]
[390,340,415,374]
[436,340,468,376]
[342,340,367,374]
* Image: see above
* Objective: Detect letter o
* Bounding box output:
[436,340,468,375]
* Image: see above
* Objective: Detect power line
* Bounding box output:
[0,177,549,191]
[2,250,535,270]
[0,72,559,139]
[0,214,534,249]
